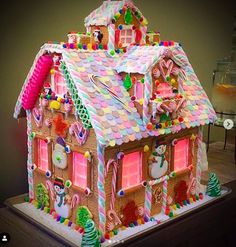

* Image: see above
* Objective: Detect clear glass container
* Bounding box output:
[211,52,236,116]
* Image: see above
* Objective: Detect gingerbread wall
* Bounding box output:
[30,87,99,226]
[104,127,199,228]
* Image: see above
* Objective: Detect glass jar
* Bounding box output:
[211,52,236,116]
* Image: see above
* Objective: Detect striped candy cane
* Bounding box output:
[105,159,121,227]
[97,143,106,233]
[148,175,169,186]
[105,159,118,211]
[108,24,115,51]
[196,129,203,194]
[26,110,34,199]
[144,185,152,217]
[143,71,152,125]
[162,179,168,213]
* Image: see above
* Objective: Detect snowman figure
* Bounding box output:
[148,143,168,179]
[53,178,72,218]
[52,137,67,169]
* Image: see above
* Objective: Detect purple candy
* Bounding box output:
[56,216,61,222]
[68,221,72,227]
[144,215,149,222]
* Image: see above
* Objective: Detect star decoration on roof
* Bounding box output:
[53,113,68,137]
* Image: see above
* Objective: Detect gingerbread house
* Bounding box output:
[14,0,216,237]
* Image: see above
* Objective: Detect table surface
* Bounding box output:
[1,181,236,247]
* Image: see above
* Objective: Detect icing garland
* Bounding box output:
[60,61,92,129]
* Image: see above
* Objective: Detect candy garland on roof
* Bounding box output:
[22,55,53,110]
[26,110,34,199]
[60,61,92,129]
[97,143,106,233]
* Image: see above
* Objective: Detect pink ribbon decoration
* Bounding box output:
[69,122,89,146]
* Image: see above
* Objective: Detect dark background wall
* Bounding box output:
[0,0,235,206]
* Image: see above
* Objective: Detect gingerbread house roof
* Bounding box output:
[84,0,146,27]
[14,43,216,147]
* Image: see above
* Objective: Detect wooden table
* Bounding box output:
[1,181,236,247]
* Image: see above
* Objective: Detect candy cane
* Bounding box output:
[162,179,168,213]
[149,175,169,186]
[105,159,118,211]
[26,110,34,199]
[69,122,89,146]
[144,185,152,217]
[107,209,121,226]
[159,59,174,81]
[46,180,55,200]
[143,72,152,125]
[108,24,115,51]
[71,194,80,209]
[187,177,197,196]
[105,159,121,226]
[97,143,106,233]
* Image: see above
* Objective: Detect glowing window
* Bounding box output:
[156,82,173,98]
[122,151,142,189]
[72,152,87,189]
[120,26,134,46]
[37,139,49,171]
[134,82,144,99]
[174,138,189,171]
[54,72,67,96]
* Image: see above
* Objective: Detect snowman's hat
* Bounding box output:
[155,140,164,148]
[44,82,51,89]
[53,177,64,188]
[56,136,66,147]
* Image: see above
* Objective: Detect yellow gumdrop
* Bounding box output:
[49,100,61,110]
[144,145,149,152]
[64,219,69,225]
[139,98,144,105]
[137,219,142,225]
[44,207,48,213]
[109,231,114,238]
[50,69,55,74]
[87,43,92,50]
[57,97,62,102]
[171,78,176,84]
[84,151,90,158]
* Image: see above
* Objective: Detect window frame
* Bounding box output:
[134,81,144,100]
[70,149,91,192]
[119,25,135,47]
[156,82,173,98]
[34,136,52,174]
[117,148,144,193]
[171,136,193,174]
[51,70,67,97]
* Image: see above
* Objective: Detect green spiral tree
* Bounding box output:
[81,219,101,247]
[206,173,221,197]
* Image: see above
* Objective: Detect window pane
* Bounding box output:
[174,139,189,171]
[54,72,67,96]
[156,82,173,97]
[38,139,48,171]
[126,29,132,36]
[72,152,87,189]
[122,151,142,189]
[135,82,144,99]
